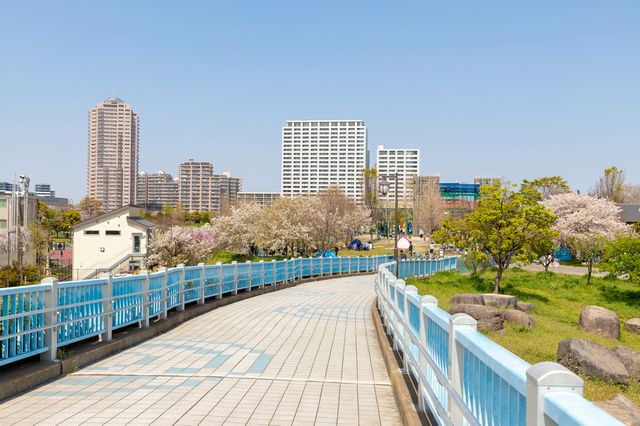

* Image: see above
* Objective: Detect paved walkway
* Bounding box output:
[0,276,401,425]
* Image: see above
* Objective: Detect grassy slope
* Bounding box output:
[406,269,640,404]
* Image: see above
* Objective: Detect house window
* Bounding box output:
[84,230,99,235]
[105,230,121,236]
[0,219,6,229]
[133,234,141,253]
[0,199,7,208]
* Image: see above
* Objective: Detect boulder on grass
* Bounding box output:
[624,318,640,335]
[579,306,620,339]
[612,346,640,381]
[516,301,535,313]
[504,309,534,329]
[557,339,629,385]
[449,304,504,332]
[482,294,517,309]
[450,294,484,305]
[595,395,640,426]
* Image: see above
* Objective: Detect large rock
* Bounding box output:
[557,339,629,385]
[625,318,640,335]
[516,301,535,313]
[449,304,504,332]
[482,294,517,309]
[579,306,620,339]
[450,294,484,305]
[612,346,640,381]
[595,395,640,426]
[504,309,534,329]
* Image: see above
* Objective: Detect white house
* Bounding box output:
[72,206,156,280]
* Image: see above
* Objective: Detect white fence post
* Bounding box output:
[259,260,265,289]
[100,273,113,342]
[402,283,415,373]
[232,261,238,295]
[320,256,324,277]
[216,262,223,300]
[284,259,289,282]
[141,270,150,327]
[448,313,477,425]
[272,260,277,285]
[246,261,252,290]
[198,262,205,304]
[160,267,168,318]
[419,295,438,410]
[329,255,333,276]
[526,362,584,426]
[40,277,58,362]
[339,256,343,274]
[177,263,186,311]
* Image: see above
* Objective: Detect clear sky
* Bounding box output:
[1,1,639,202]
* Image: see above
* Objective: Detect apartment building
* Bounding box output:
[178,160,215,212]
[212,172,242,214]
[281,120,368,201]
[137,171,179,211]
[376,145,420,202]
[237,192,281,208]
[86,96,139,211]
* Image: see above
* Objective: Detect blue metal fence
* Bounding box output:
[0,255,391,368]
[376,258,622,426]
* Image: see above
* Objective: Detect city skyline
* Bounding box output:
[1,2,639,202]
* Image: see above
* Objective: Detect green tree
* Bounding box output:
[593,166,625,202]
[521,176,570,200]
[434,182,556,293]
[78,197,104,219]
[600,236,640,283]
[61,209,81,235]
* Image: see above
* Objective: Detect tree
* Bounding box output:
[600,236,640,283]
[521,176,570,200]
[543,193,627,283]
[146,225,217,268]
[434,182,556,293]
[211,203,262,255]
[412,180,444,236]
[592,166,625,203]
[78,197,104,219]
[256,197,311,256]
[362,167,380,240]
[61,209,81,236]
[622,184,640,203]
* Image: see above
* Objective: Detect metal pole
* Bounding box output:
[394,173,399,277]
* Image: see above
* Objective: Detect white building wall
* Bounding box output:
[72,209,150,280]
[376,145,420,201]
[281,120,368,201]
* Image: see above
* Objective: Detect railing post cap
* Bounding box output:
[405,285,418,293]
[231,260,238,264]
[246,260,251,263]
[259,260,264,263]
[526,362,584,388]
[177,263,185,268]
[158,266,167,272]
[216,262,222,265]
[421,295,438,305]
[41,276,59,284]
[272,259,276,262]
[197,262,205,267]
[98,272,111,279]
[449,313,477,327]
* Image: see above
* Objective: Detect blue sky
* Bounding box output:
[1,1,639,202]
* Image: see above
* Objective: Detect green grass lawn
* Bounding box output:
[405,268,640,404]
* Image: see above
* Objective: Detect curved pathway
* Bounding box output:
[0,275,401,425]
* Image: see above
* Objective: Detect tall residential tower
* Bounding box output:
[281,120,368,201]
[86,96,139,211]
[376,145,420,201]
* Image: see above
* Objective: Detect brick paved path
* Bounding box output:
[0,275,401,425]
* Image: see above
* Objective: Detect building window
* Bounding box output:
[0,219,6,229]
[0,199,6,208]
[84,230,99,235]
[105,230,121,236]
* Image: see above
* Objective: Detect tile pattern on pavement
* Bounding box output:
[0,275,401,425]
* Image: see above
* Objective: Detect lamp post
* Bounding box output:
[379,174,399,276]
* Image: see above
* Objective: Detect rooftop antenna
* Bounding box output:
[112,89,116,99]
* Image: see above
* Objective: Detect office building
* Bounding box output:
[86,96,140,211]
[137,171,179,211]
[281,120,368,201]
[410,175,441,203]
[474,176,502,188]
[237,192,281,208]
[376,145,420,202]
[35,184,55,197]
[0,182,16,194]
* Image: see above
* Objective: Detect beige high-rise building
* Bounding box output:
[87,96,139,211]
[178,160,215,212]
[137,171,179,211]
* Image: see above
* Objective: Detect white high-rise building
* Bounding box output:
[376,145,420,201]
[87,96,139,211]
[281,120,368,201]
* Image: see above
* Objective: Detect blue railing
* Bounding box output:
[0,255,391,367]
[376,258,622,426]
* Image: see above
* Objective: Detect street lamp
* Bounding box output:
[379,174,400,276]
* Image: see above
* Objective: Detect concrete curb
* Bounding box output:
[371,299,424,426]
[0,271,374,402]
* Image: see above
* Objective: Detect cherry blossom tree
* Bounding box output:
[256,197,311,256]
[146,225,217,268]
[543,193,628,283]
[211,203,262,255]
